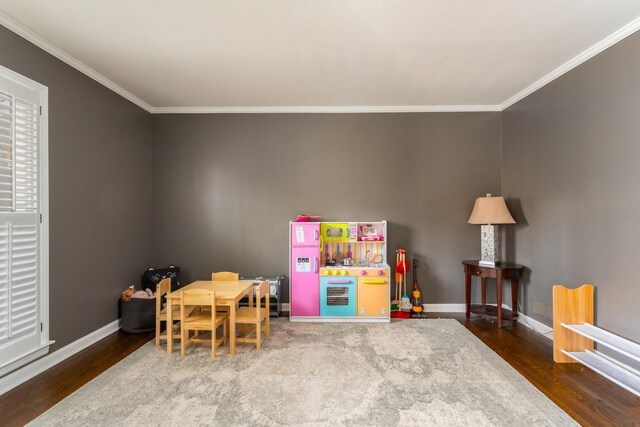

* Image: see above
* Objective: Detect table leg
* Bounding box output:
[243,285,253,337]
[465,272,471,319]
[229,303,236,356]
[481,277,487,306]
[496,270,503,328]
[167,299,173,354]
[511,279,519,321]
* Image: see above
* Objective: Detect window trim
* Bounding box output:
[0,64,52,377]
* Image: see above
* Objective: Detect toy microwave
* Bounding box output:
[358,223,384,241]
[321,223,352,242]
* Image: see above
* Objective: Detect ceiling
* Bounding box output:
[1,1,640,112]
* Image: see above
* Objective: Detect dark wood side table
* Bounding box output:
[463,260,524,328]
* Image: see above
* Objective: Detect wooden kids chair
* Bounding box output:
[212,271,239,281]
[234,281,270,350]
[155,278,195,346]
[210,272,241,316]
[180,289,227,358]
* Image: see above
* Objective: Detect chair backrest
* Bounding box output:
[181,289,215,307]
[180,289,216,328]
[212,271,239,281]
[257,280,269,299]
[156,278,171,315]
[253,281,269,320]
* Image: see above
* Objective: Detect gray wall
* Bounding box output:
[12,9,638,350]
[502,31,640,342]
[0,26,154,350]
[153,113,501,303]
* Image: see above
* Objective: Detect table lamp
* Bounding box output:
[467,193,516,266]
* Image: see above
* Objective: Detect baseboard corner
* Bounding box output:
[517,312,554,340]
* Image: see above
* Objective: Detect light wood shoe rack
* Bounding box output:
[553,284,640,397]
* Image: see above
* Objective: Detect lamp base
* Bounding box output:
[480,224,500,266]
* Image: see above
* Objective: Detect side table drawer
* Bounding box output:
[464,265,496,278]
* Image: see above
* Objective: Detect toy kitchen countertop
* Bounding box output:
[320,265,389,276]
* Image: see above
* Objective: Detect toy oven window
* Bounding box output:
[326,287,349,306]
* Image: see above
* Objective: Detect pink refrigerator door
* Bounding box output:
[291,246,320,316]
[291,223,320,247]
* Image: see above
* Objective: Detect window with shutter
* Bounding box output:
[0,66,49,377]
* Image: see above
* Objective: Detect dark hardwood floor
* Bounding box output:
[0,330,154,427]
[446,313,640,426]
[1,314,639,426]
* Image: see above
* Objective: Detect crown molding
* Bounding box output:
[500,15,640,110]
[2,9,640,114]
[0,11,153,113]
[150,105,502,114]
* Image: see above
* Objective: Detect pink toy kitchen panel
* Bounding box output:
[290,245,320,316]
[291,223,320,246]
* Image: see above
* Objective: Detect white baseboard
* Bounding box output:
[0,342,54,378]
[480,304,554,340]
[0,318,121,395]
[516,312,553,340]
[423,303,466,313]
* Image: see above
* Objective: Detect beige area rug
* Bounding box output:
[30,319,576,426]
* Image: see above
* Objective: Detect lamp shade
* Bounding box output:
[467,194,516,225]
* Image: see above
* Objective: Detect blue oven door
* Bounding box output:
[320,277,356,316]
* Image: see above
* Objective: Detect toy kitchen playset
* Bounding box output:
[289,221,390,322]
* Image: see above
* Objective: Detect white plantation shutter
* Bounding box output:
[0,67,49,377]
[14,99,39,212]
[0,91,13,211]
[0,222,38,341]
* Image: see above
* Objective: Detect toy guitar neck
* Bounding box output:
[411,259,423,313]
